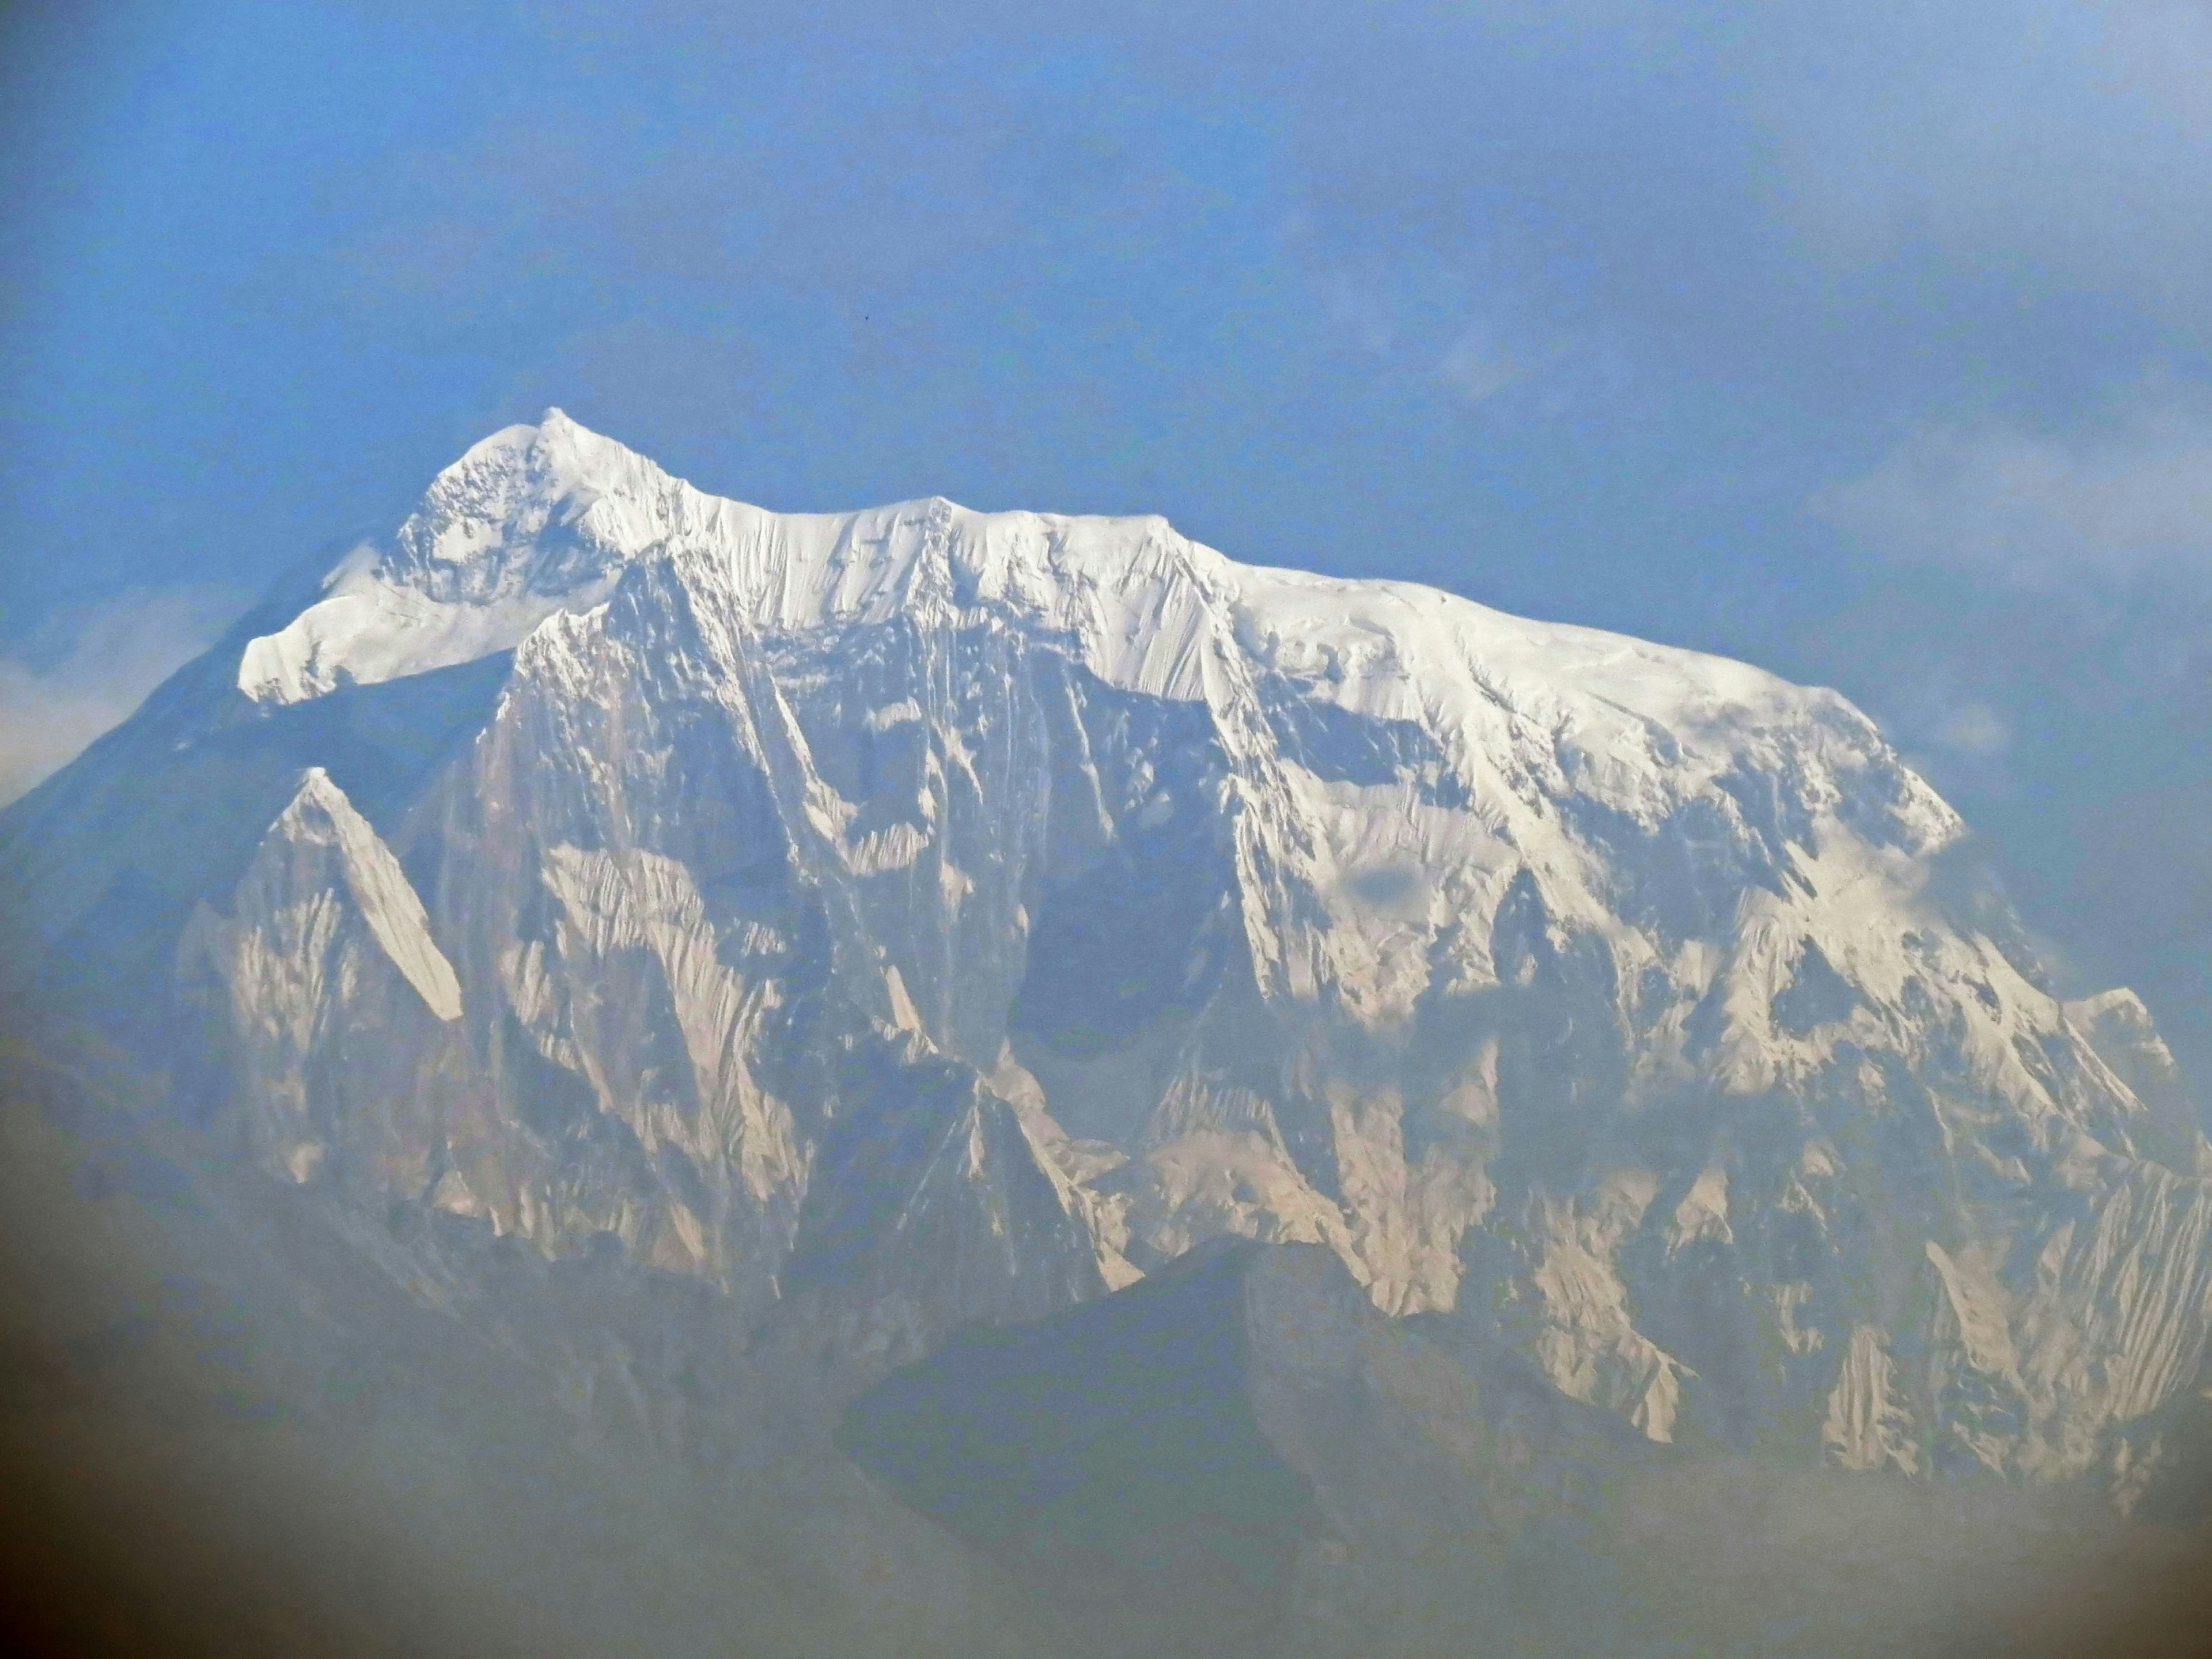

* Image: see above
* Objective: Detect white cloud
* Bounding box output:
[1437,328,1535,406]
[1933,701,2012,759]
[1309,265,1403,358]
[1302,252,1584,414]
[1809,392,2212,584]
[0,588,241,806]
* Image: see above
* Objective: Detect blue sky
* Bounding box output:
[2,0,2207,1069]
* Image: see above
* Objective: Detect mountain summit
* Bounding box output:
[6,412,2208,1508]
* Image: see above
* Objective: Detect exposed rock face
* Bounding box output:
[5,409,2208,1478]
[179,767,464,1190]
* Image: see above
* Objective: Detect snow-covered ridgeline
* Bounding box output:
[238,412,1956,849]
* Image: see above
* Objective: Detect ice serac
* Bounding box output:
[13,410,2207,1479]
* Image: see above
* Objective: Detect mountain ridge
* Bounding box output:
[3,410,2207,1506]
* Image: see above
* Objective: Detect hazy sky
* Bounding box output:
[2,0,2207,1068]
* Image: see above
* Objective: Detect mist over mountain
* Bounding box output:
[3,414,2210,1656]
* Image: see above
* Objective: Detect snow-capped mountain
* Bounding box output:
[6,409,2207,1499]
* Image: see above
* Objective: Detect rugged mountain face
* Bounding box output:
[6,410,2209,1500]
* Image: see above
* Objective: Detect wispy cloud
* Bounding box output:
[1881,674,2021,802]
[0,588,241,806]
[1809,388,2212,585]
[1932,700,2012,759]
[1753,2,2212,323]
[1435,327,1536,406]
[1302,249,1585,414]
